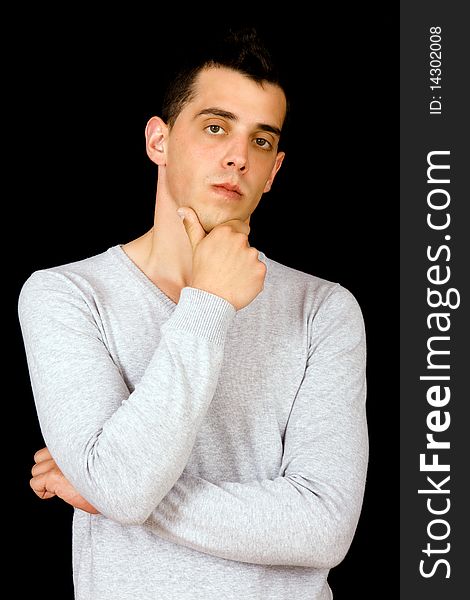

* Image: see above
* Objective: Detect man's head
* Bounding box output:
[146,27,287,233]
[160,27,287,130]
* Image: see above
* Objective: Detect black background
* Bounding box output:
[9,12,397,599]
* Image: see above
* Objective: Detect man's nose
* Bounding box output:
[223,138,249,172]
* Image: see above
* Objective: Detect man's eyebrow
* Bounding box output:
[195,107,282,137]
[195,107,237,121]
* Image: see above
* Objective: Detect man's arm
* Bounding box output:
[29,285,367,569]
[144,285,368,569]
[19,214,265,526]
[19,269,235,525]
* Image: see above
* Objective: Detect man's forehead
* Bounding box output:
[189,67,286,126]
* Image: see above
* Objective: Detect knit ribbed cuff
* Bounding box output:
[161,287,236,345]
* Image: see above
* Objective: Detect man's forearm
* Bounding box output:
[145,464,367,569]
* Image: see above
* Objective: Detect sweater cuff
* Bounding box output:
[161,287,236,345]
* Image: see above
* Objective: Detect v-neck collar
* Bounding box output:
[107,243,267,315]
[108,245,177,313]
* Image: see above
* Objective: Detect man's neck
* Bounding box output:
[122,195,193,303]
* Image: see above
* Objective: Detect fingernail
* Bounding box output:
[176,209,185,221]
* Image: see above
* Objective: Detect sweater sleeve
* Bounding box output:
[18,270,236,526]
[144,286,368,569]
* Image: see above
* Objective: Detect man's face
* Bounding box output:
[163,67,286,232]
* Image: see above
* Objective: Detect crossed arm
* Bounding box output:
[22,272,368,568]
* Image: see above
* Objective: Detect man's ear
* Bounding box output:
[145,116,169,166]
[263,151,285,193]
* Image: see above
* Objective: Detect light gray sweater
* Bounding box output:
[18,244,368,600]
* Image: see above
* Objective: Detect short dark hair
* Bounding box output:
[161,26,288,130]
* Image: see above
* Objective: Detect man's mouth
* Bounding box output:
[212,183,243,199]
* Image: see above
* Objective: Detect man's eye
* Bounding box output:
[206,125,225,135]
[255,138,272,150]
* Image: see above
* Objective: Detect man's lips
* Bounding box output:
[212,183,243,199]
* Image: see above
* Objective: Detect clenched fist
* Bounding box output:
[30,447,99,514]
[177,207,266,311]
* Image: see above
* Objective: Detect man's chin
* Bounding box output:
[197,208,239,233]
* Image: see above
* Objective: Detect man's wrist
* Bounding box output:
[161,287,236,344]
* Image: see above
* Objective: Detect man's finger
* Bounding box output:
[31,458,56,477]
[219,219,251,236]
[30,473,56,500]
[33,447,52,464]
[177,207,207,251]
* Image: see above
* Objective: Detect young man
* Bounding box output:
[19,28,368,600]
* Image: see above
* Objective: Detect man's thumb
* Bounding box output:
[177,207,206,251]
